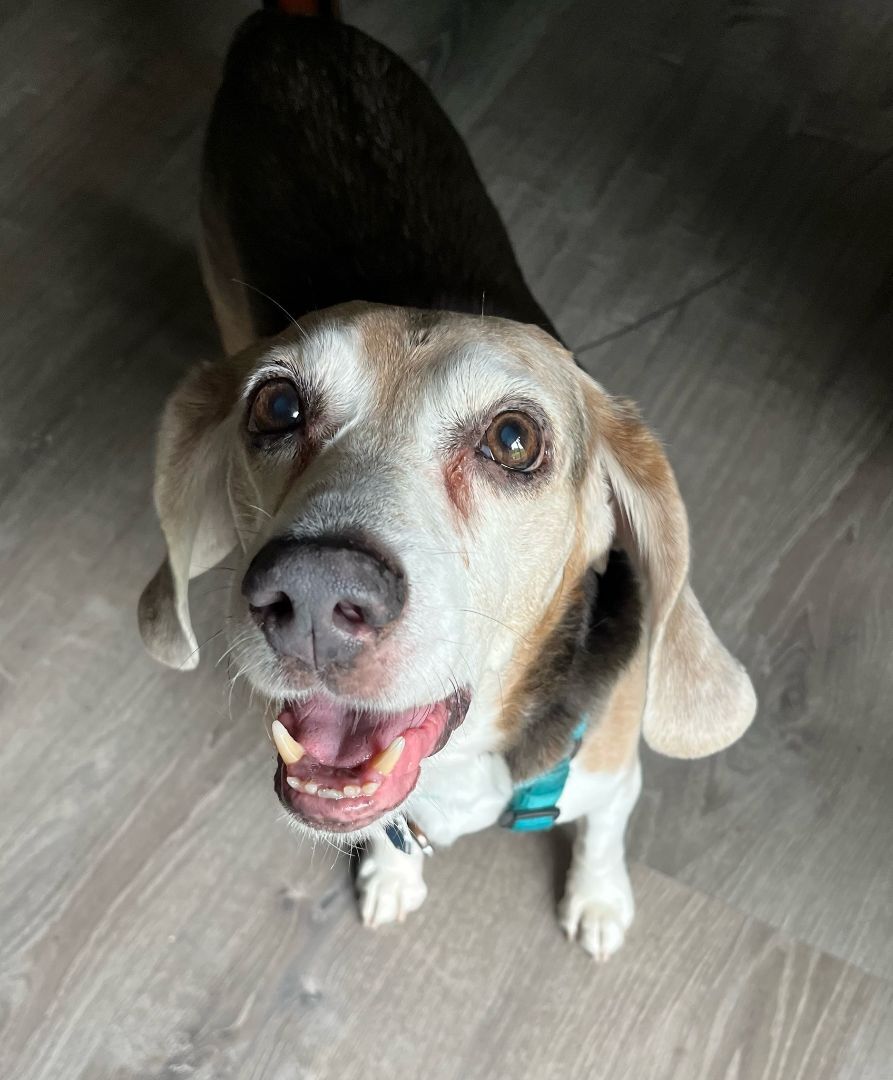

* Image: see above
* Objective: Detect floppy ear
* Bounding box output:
[138,360,243,670]
[583,381,756,758]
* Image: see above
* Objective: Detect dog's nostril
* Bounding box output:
[249,591,293,623]
[332,600,368,635]
[337,602,362,622]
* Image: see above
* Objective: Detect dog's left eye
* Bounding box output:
[480,411,544,472]
[248,379,303,435]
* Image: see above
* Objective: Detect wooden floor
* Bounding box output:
[1,1,892,1077]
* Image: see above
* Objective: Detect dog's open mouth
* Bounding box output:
[272,691,470,832]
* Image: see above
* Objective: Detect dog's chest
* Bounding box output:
[409,749,513,846]
[408,745,631,848]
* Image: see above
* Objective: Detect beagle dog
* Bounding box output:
[138,7,756,960]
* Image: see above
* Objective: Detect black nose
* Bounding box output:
[241,536,406,669]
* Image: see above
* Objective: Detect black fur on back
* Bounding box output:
[204,11,557,339]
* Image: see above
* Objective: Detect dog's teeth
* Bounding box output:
[361,781,380,795]
[369,736,405,776]
[285,776,322,796]
[271,720,305,765]
[318,788,342,800]
[343,785,361,798]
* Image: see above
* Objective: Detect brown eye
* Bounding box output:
[481,411,544,471]
[248,379,303,435]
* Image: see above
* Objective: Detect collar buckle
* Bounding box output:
[498,805,561,831]
[384,817,434,855]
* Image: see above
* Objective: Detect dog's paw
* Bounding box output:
[559,867,634,962]
[356,852,427,928]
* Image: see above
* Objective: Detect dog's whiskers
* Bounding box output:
[455,607,531,645]
[216,629,255,670]
[176,626,228,670]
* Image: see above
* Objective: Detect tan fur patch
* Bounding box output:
[578,644,646,773]
[589,391,672,494]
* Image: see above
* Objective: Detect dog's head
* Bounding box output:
[139,303,755,836]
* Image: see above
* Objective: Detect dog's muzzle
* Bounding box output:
[242,535,406,670]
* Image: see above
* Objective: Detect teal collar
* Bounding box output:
[499,719,588,832]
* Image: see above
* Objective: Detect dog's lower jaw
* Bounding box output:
[274,689,471,832]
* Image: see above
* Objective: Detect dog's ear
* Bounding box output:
[582,379,756,758]
[138,360,245,670]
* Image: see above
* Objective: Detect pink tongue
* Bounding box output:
[283,698,435,769]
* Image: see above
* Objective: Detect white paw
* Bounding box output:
[559,866,634,962]
[356,853,427,928]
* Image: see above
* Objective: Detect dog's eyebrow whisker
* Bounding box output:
[243,502,273,520]
[231,277,306,338]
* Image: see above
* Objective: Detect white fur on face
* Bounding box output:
[224,310,591,731]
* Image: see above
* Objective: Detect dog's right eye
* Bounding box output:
[247,379,303,435]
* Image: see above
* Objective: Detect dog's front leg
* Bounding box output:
[558,758,642,961]
[357,830,427,928]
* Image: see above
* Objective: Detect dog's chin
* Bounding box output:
[272,689,470,834]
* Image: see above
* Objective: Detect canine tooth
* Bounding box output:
[286,777,302,790]
[369,737,405,776]
[318,788,342,800]
[343,785,361,798]
[361,782,380,796]
[271,720,305,765]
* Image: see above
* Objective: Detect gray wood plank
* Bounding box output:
[9,832,893,1080]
